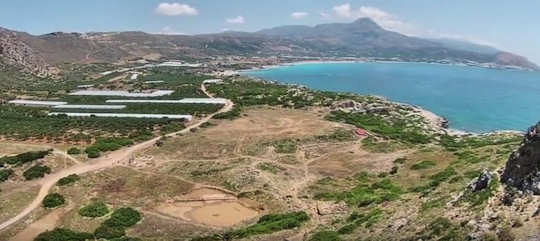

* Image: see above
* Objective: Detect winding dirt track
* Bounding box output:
[0,85,233,232]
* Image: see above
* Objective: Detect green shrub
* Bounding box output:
[67,147,81,155]
[79,201,109,218]
[42,193,65,208]
[34,228,93,241]
[86,150,100,158]
[309,231,342,241]
[23,164,51,180]
[94,224,125,239]
[227,211,310,239]
[0,149,52,166]
[0,169,14,182]
[410,160,436,170]
[58,174,80,186]
[273,139,298,153]
[103,207,141,228]
[316,179,403,207]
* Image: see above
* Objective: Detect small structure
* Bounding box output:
[8,100,67,107]
[52,105,126,110]
[144,81,165,84]
[355,128,368,136]
[203,79,223,84]
[106,98,228,105]
[69,90,174,97]
[130,73,139,81]
[48,112,193,121]
[76,84,94,88]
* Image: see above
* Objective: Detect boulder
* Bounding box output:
[468,170,493,192]
[501,123,540,195]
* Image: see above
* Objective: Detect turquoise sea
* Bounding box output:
[245,62,540,133]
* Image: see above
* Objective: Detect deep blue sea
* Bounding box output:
[245,62,540,133]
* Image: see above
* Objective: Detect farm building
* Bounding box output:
[8,100,67,107]
[76,84,94,88]
[130,73,139,80]
[106,98,228,105]
[69,90,174,97]
[144,81,165,84]
[52,105,126,110]
[203,79,223,84]
[48,112,193,121]
[355,129,368,136]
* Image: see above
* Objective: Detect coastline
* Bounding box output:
[237,64,525,137]
[238,58,534,74]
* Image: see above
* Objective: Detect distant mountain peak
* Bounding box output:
[352,18,380,27]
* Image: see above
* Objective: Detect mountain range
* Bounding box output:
[0,18,537,75]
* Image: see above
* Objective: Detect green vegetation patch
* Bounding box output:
[410,160,436,170]
[326,111,431,144]
[309,231,342,241]
[34,228,94,241]
[405,217,468,241]
[79,201,110,218]
[410,166,458,194]
[315,179,403,207]
[0,168,14,182]
[95,207,141,240]
[23,164,51,180]
[42,193,66,208]
[67,147,81,155]
[227,211,310,239]
[85,137,133,158]
[272,139,298,153]
[257,162,286,174]
[0,149,51,166]
[57,174,80,186]
[338,208,384,235]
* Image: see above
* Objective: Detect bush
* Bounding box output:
[309,231,342,241]
[273,139,298,153]
[410,160,436,170]
[94,224,125,239]
[0,149,52,166]
[316,179,403,207]
[23,164,51,180]
[42,193,65,208]
[34,228,93,241]
[104,207,141,228]
[67,147,81,155]
[227,211,310,239]
[0,169,14,182]
[79,201,109,218]
[58,174,80,186]
[86,148,100,158]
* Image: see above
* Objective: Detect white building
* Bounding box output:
[52,105,126,110]
[203,79,223,84]
[106,98,228,105]
[8,100,67,107]
[69,90,174,97]
[48,112,193,121]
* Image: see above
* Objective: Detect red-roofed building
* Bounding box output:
[355,129,368,136]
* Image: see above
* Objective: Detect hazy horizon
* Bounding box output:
[2,0,540,63]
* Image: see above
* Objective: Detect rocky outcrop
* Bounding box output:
[0,27,50,76]
[469,170,493,192]
[501,123,540,194]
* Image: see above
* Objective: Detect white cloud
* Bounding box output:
[155,3,198,16]
[331,3,417,35]
[291,12,309,19]
[325,3,499,48]
[226,16,245,24]
[158,26,186,35]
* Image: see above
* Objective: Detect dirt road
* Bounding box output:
[0,89,233,232]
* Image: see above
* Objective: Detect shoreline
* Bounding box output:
[238,59,534,74]
[237,66,525,137]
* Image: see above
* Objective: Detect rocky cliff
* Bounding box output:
[0,27,50,76]
[501,123,540,194]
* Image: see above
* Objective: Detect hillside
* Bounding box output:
[0,18,538,73]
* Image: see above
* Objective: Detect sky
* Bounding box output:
[1,0,539,63]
